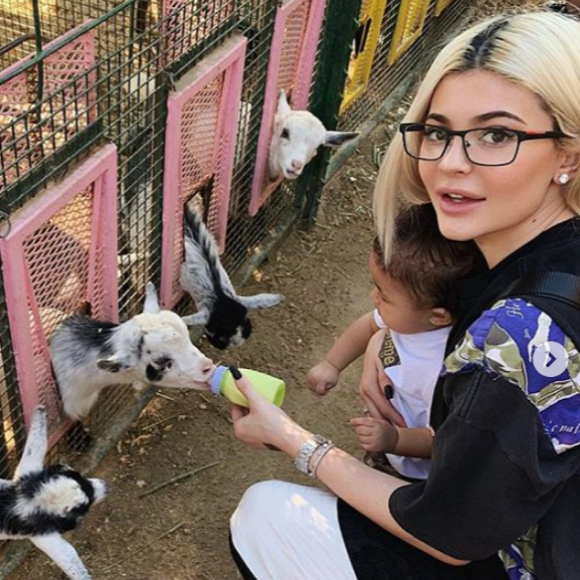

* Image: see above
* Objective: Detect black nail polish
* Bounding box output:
[384,385,394,400]
[229,365,243,380]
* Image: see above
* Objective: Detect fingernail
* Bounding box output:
[229,365,242,380]
[384,385,394,399]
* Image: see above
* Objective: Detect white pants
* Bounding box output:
[230,480,358,580]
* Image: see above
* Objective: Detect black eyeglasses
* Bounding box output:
[399,123,567,167]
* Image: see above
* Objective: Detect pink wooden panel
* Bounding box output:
[0,144,118,445]
[160,34,246,310]
[0,24,96,193]
[249,0,326,216]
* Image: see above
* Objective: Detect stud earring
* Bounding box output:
[558,174,570,185]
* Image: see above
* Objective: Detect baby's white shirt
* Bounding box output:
[373,310,450,479]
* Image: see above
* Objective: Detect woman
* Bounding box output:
[229,9,580,580]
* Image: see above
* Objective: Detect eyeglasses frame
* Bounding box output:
[399,122,567,167]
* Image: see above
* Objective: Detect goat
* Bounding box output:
[180,206,283,349]
[50,282,215,422]
[269,89,359,180]
[0,406,108,580]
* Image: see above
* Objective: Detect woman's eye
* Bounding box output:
[424,127,448,142]
[480,128,516,145]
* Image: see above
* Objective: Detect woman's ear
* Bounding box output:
[555,152,580,185]
[429,308,453,328]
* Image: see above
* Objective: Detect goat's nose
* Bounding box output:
[291,159,304,171]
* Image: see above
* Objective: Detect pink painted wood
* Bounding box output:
[0,144,118,445]
[160,34,247,310]
[249,0,327,216]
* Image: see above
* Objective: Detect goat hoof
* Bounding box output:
[66,422,94,452]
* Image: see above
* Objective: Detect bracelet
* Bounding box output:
[309,441,335,478]
[293,435,325,474]
[293,434,328,475]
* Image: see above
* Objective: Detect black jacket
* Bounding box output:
[391,217,580,580]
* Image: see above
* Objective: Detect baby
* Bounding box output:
[307,203,482,479]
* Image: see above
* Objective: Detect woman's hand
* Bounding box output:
[359,330,407,427]
[230,373,311,456]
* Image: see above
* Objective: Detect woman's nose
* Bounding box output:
[438,135,472,173]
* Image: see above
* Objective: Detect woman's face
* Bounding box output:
[418,70,571,260]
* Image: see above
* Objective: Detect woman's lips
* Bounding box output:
[437,191,485,215]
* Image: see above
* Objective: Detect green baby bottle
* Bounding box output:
[209,365,286,407]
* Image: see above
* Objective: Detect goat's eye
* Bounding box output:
[281,128,290,139]
[154,356,173,369]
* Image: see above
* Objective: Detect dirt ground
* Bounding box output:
[9,1,547,578]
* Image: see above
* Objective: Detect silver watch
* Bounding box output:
[293,434,327,475]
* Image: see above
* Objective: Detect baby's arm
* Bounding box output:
[350,416,433,458]
[307,312,379,395]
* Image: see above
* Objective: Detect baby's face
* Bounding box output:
[368,254,435,335]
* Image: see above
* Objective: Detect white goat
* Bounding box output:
[50,282,215,421]
[269,89,359,180]
[0,406,108,580]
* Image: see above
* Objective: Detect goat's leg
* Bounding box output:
[14,406,47,478]
[30,534,91,580]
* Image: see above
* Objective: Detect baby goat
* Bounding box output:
[50,282,215,421]
[269,89,359,180]
[180,206,283,349]
[0,406,108,580]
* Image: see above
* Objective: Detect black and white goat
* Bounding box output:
[180,207,283,349]
[0,406,108,580]
[50,282,215,422]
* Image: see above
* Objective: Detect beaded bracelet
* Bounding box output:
[309,441,335,478]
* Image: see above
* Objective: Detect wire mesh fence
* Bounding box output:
[0,0,481,509]
[338,0,479,133]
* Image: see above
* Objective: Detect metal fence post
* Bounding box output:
[296,0,363,224]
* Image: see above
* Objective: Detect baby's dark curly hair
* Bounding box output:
[372,204,485,317]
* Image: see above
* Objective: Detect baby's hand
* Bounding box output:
[306,360,340,395]
[350,416,399,453]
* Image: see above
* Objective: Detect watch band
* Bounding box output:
[293,434,327,475]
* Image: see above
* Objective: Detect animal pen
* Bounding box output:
[0,0,480,574]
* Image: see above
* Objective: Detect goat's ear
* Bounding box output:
[277,89,292,118]
[237,293,284,310]
[15,405,47,478]
[143,281,161,314]
[182,308,210,327]
[323,131,359,148]
[97,353,134,373]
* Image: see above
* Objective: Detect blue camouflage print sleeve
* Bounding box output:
[443,298,580,454]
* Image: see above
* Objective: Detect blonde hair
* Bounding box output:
[374,10,580,261]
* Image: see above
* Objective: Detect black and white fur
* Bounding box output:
[0,406,108,580]
[50,282,214,421]
[180,206,284,349]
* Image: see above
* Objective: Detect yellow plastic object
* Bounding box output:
[340,0,389,115]
[387,0,430,65]
[435,0,453,16]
